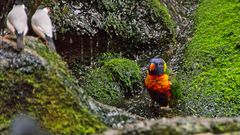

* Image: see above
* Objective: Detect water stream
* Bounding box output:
[162,0,199,72]
[121,0,199,118]
[55,0,199,119]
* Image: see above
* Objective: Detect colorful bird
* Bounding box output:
[31,6,56,51]
[144,58,172,107]
[7,3,28,51]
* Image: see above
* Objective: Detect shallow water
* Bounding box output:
[127,0,199,119]
[121,91,186,118]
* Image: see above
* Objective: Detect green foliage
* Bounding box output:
[179,0,240,116]
[0,115,9,134]
[171,77,182,100]
[70,52,122,80]
[84,67,122,105]
[104,59,142,91]
[147,0,174,30]
[83,58,143,106]
[164,69,182,100]
[70,62,89,81]
[93,52,122,67]
[0,39,105,134]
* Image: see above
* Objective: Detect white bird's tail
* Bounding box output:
[45,35,56,51]
[16,33,24,51]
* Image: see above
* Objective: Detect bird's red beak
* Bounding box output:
[149,63,155,72]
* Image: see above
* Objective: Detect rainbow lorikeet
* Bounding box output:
[144,58,172,107]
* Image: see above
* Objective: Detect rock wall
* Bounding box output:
[39,0,175,59]
[0,0,15,35]
[0,0,176,62]
[160,0,199,71]
[102,117,240,135]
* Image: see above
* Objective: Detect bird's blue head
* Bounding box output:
[148,58,167,76]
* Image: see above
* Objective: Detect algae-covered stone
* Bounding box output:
[0,37,105,134]
[83,58,142,106]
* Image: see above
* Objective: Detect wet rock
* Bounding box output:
[29,0,175,59]
[0,37,47,73]
[0,37,105,134]
[0,37,143,134]
[0,0,176,64]
[88,99,144,128]
[161,0,199,43]
[48,0,174,43]
[101,117,240,135]
[162,0,199,72]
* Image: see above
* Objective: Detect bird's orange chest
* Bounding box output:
[144,73,171,94]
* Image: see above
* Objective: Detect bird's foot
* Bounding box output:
[3,34,14,40]
[0,38,20,52]
[33,36,43,42]
[149,101,155,108]
[160,105,172,111]
[0,36,15,46]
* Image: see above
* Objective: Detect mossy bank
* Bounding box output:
[179,0,240,116]
[82,56,142,106]
[0,37,105,134]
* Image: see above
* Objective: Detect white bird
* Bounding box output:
[31,6,56,51]
[7,4,28,51]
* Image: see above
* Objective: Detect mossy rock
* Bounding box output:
[83,58,142,106]
[46,0,175,41]
[22,0,174,48]
[100,0,174,44]
[0,37,105,134]
[178,0,240,116]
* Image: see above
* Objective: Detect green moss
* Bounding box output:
[0,39,105,134]
[179,0,240,116]
[0,115,10,130]
[94,52,122,66]
[212,121,240,133]
[104,59,142,91]
[102,0,174,43]
[84,68,122,105]
[83,58,142,106]
[104,15,134,38]
[147,0,174,30]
